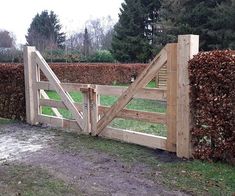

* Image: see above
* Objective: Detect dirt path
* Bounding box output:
[0,122,188,196]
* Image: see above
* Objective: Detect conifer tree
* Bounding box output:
[26,10,65,52]
[111,0,161,63]
[159,0,233,50]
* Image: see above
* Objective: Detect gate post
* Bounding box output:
[177,35,199,158]
[23,46,37,125]
[81,89,91,134]
[166,43,177,152]
[89,85,99,135]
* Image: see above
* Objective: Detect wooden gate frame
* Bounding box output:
[24,35,199,158]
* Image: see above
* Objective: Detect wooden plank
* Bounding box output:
[98,106,166,124]
[166,44,177,152]
[101,127,167,150]
[37,114,166,149]
[37,81,167,101]
[23,46,37,125]
[36,81,90,92]
[82,91,91,133]
[39,99,83,111]
[97,85,167,101]
[155,74,159,88]
[34,51,84,131]
[177,35,199,158]
[89,87,99,135]
[40,90,62,118]
[96,47,167,135]
[32,52,40,123]
[37,114,82,131]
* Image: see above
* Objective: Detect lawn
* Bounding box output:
[42,81,167,136]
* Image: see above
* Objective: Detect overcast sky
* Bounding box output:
[0,0,124,45]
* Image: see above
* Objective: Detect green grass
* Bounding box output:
[0,118,14,125]
[160,161,235,195]
[111,118,167,136]
[54,130,235,196]
[0,164,77,195]
[114,81,157,88]
[100,95,166,113]
[42,85,167,136]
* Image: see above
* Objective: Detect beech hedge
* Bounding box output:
[0,64,25,120]
[189,50,235,164]
[48,63,146,84]
[0,63,146,120]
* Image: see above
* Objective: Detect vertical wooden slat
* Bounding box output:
[82,91,91,133]
[90,86,98,135]
[33,57,41,122]
[177,35,199,158]
[155,74,159,88]
[166,43,177,152]
[23,46,37,125]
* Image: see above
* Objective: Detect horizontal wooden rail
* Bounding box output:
[39,99,83,111]
[99,106,166,124]
[101,127,167,150]
[38,114,83,131]
[36,81,90,92]
[40,90,62,118]
[97,85,167,101]
[36,81,167,101]
[40,99,166,124]
[38,114,167,150]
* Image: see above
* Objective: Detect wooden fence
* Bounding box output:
[23,35,199,158]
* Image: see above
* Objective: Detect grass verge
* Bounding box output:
[0,118,14,125]
[0,164,77,196]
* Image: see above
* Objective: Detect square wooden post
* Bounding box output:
[23,46,37,125]
[177,35,199,158]
[89,85,99,135]
[82,90,91,134]
[166,43,177,152]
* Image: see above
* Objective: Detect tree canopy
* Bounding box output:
[111,0,161,63]
[158,0,235,50]
[111,0,235,62]
[26,10,65,52]
[0,30,15,48]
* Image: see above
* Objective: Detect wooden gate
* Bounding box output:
[24,35,199,158]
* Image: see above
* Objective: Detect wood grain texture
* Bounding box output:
[23,46,37,125]
[166,44,177,152]
[177,35,199,158]
[35,51,84,131]
[96,47,168,135]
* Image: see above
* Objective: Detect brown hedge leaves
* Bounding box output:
[0,64,25,120]
[48,63,147,85]
[0,63,146,121]
[189,50,235,164]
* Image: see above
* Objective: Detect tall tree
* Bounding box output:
[159,0,232,50]
[0,30,15,48]
[83,28,91,57]
[111,0,161,63]
[207,0,235,49]
[101,29,114,50]
[26,10,65,52]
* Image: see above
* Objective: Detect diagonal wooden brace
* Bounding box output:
[34,51,84,131]
[96,46,168,135]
